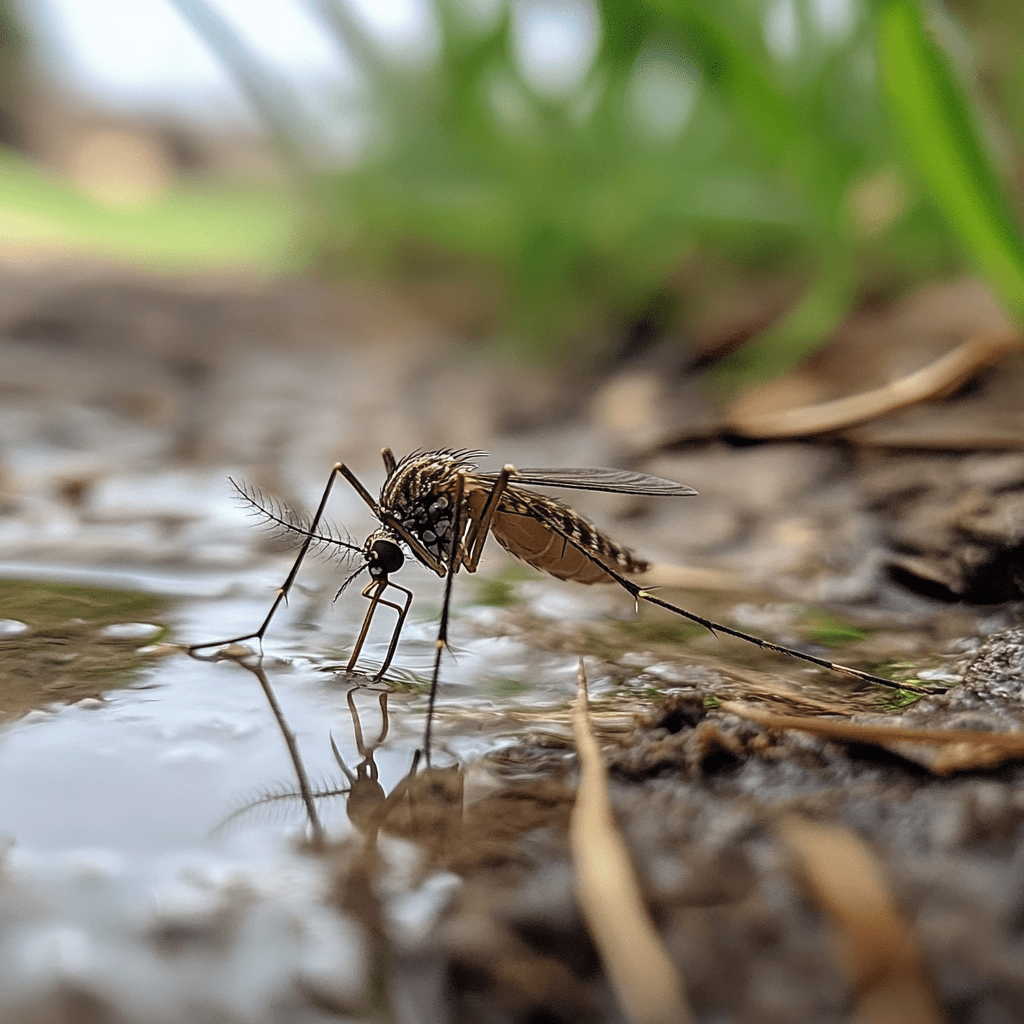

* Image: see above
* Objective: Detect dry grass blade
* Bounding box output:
[570,659,692,1024]
[726,328,1020,439]
[778,816,945,1024]
[719,700,1024,774]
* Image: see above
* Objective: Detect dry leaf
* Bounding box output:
[720,700,1024,774]
[571,660,692,1024]
[726,329,1020,440]
[778,816,945,1024]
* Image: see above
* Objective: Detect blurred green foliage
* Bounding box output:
[172,0,1024,374]
[0,147,300,272]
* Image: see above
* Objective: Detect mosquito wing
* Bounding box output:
[480,467,697,496]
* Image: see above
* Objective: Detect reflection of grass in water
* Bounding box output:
[799,610,869,648]
[472,577,523,609]
[489,677,531,698]
[577,612,705,665]
[613,614,706,646]
[883,687,927,711]
[469,565,535,609]
[0,580,169,718]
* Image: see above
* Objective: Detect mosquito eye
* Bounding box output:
[370,539,404,575]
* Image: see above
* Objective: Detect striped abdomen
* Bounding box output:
[481,486,648,584]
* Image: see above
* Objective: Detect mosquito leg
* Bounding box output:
[249,659,324,845]
[373,583,413,680]
[345,579,414,679]
[610,559,940,695]
[190,463,355,654]
[462,464,516,572]
[346,580,386,673]
[534,526,941,696]
[338,464,380,514]
[381,448,397,474]
[423,471,465,762]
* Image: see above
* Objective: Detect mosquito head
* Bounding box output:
[364,529,404,581]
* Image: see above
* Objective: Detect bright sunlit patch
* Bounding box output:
[810,0,857,41]
[511,0,601,97]
[346,0,441,70]
[764,0,799,62]
[626,48,699,144]
[31,0,350,116]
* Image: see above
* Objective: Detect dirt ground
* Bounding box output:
[2,261,1024,1023]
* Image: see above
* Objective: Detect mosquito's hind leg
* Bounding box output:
[346,578,413,679]
[576,545,941,696]
[190,462,371,656]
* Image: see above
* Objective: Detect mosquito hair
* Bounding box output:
[230,478,362,563]
[335,563,368,602]
[210,779,350,837]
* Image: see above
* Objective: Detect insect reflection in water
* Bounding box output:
[190,448,933,754]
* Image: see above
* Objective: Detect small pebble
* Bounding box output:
[0,619,30,636]
[20,710,54,725]
[99,623,162,641]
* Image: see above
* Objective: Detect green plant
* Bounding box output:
[174,0,1023,374]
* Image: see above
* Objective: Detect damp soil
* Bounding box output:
[0,264,1023,1023]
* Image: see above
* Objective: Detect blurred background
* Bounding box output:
[3,0,1023,384]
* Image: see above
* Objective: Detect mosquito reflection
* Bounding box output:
[213,658,461,848]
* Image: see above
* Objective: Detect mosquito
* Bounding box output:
[190,447,934,752]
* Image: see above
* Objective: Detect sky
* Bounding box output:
[26,0,398,121]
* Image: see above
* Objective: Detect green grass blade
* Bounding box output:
[877,0,1024,320]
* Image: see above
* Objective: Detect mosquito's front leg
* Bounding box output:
[345,578,414,679]
[190,461,381,655]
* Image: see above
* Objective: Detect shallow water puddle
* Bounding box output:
[0,567,597,855]
[0,569,505,1018]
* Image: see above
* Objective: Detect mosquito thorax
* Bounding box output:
[377,450,485,564]
[365,535,404,580]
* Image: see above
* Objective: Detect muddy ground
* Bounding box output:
[1,262,1024,1023]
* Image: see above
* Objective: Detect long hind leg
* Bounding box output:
[538,525,940,696]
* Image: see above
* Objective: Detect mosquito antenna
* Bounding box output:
[230,478,362,562]
[210,780,350,837]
